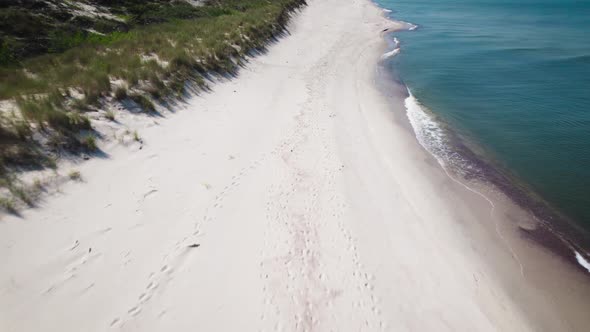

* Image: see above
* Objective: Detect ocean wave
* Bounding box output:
[404,90,475,177]
[404,91,449,167]
[404,91,590,273]
[575,251,590,273]
[381,37,401,60]
[399,21,419,31]
[381,48,400,60]
[545,54,590,65]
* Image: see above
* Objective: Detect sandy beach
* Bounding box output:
[2,0,590,331]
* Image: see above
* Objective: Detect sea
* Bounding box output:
[375,0,590,262]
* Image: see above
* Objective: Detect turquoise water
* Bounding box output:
[376,0,590,231]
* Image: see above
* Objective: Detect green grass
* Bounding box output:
[0,0,240,65]
[1,0,305,100]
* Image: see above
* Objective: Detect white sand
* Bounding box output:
[1,0,587,331]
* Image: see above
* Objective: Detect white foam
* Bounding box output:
[404,91,448,166]
[399,20,419,31]
[383,8,392,13]
[381,48,400,60]
[404,89,481,179]
[575,251,590,273]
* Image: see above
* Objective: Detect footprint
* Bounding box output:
[110,317,120,327]
[146,281,158,291]
[70,240,80,251]
[142,189,158,200]
[128,306,141,316]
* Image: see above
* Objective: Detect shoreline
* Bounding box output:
[374,1,590,273]
[374,1,590,328]
[377,5,590,272]
[1,0,590,330]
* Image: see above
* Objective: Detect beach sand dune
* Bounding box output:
[1,0,589,331]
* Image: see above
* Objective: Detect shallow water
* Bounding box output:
[376,0,590,231]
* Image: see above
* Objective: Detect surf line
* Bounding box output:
[404,90,527,279]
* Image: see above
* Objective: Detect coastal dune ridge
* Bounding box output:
[1,0,590,331]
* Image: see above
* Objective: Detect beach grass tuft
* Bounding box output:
[81,136,97,152]
[105,110,116,121]
[0,196,17,214]
[69,170,82,181]
[130,94,156,113]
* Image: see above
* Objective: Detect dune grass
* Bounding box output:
[0,0,304,99]
[0,0,306,213]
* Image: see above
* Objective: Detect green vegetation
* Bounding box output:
[11,185,34,207]
[114,86,128,100]
[82,135,98,151]
[0,0,306,211]
[0,0,241,65]
[130,94,155,113]
[0,196,16,214]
